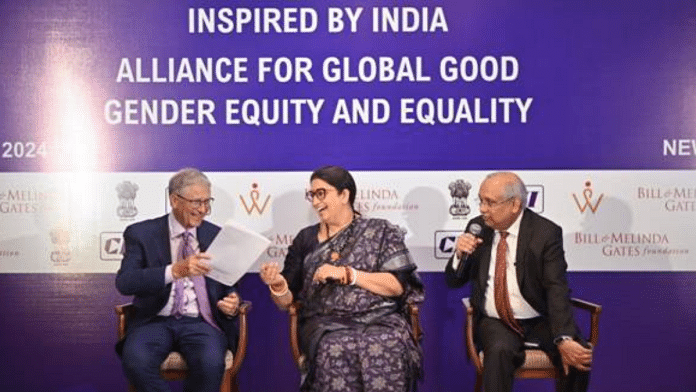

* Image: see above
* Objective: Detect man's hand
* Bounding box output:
[217,292,240,317]
[454,233,483,258]
[172,252,212,279]
[557,339,593,374]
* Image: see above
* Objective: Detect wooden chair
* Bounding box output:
[115,301,251,392]
[462,297,601,392]
[288,301,423,371]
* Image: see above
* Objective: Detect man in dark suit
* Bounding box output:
[116,168,241,392]
[445,172,592,392]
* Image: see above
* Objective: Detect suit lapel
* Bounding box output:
[196,221,216,252]
[156,215,172,266]
[478,228,494,290]
[515,209,532,289]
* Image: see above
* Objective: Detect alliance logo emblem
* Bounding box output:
[240,183,271,215]
[573,180,604,214]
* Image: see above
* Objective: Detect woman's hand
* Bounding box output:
[260,261,293,308]
[260,262,286,288]
[312,264,347,284]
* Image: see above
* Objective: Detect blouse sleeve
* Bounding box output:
[281,225,318,296]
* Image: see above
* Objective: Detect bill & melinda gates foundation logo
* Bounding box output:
[637,186,696,212]
[572,180,604,214]
[354,187,418,213]
[239,183,271,215]
[0,188,60,214]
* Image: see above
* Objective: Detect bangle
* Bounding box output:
[269,281,289,297]
[343,266,357,286]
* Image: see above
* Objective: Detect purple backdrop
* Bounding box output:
[1,0,696,391]
[1,272,695,392]
[1,0,695,172]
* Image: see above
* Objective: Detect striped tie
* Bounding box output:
[171,231,193,318]
[493,231,523,336]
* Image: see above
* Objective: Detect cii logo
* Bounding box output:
[434,230,461,259]
[526,185,544,213]
[100,232,124,260]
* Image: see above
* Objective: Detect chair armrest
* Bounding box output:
[115,303,135,340]
[407,301,423,342]
[570,297,602,347]
[230,300,252,376]
[288,301,304,370]
[461,298,483,372]
[570,298,602,313]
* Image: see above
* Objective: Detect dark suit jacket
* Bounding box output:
[445,209,578,342]
[115,214,239,353]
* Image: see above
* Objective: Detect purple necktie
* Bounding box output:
[171,231,194,318]
[173,231,220,330]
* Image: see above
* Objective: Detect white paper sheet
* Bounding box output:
[204,220,271,286]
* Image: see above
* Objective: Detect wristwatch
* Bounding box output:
[553,335,573,345]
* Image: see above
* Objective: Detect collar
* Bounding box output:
[501,209,523,238]
[168,213,197,240]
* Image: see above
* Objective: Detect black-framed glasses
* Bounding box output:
[176,194,214,209]
[477,196,514,209]
[305,188,335,202]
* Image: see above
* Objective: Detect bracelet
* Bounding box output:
[349,266,358,285]
[341,266,348,285]
[269,281,289,297]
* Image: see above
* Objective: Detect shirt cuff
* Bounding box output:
[164,265,174,284]
[553,335,573,345]
[451,252,461,270]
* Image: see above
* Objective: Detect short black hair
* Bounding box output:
[310,165,358,213]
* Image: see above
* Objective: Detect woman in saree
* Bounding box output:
[260,165,424,392]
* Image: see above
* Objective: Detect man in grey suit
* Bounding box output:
[445,172,592,392]
[116,168,241,392]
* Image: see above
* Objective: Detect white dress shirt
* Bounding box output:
[452,213,540,320]
[158,213,201,317]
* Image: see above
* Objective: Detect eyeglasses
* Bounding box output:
[176,194,214,209]
[477,196,514,209]
[305,188,335,202]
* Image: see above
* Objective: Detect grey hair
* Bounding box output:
[168,168,211,196]
[484,172,528,209]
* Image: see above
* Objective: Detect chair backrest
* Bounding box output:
[407,301,423,343]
